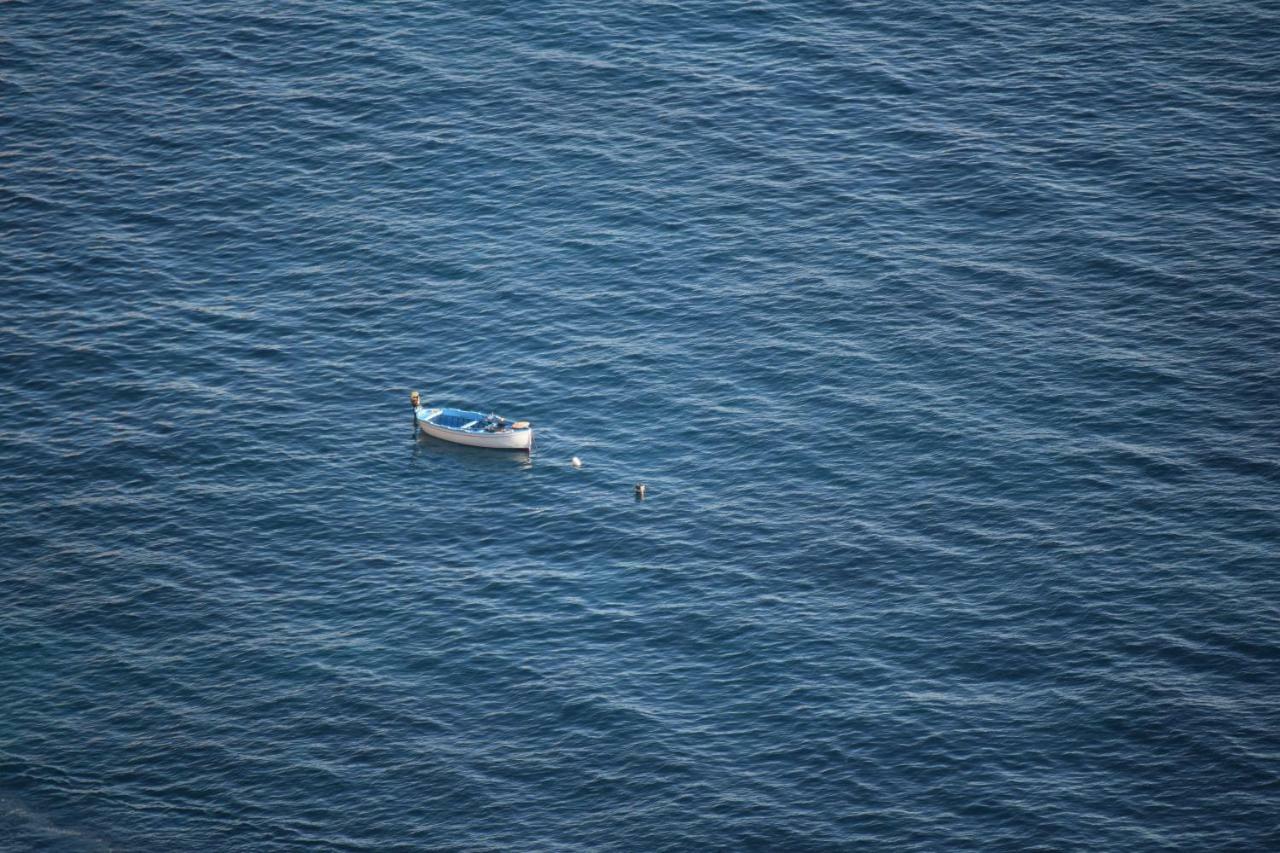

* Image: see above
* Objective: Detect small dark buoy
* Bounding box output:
[634,482,647,499]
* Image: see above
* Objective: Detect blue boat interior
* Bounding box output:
[430,408,486,428]
[425,407,520,432]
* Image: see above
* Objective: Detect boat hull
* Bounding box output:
[415,408,532,450]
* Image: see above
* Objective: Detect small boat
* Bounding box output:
[411,391,532,450]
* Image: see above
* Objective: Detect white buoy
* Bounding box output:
[571,456,582,468]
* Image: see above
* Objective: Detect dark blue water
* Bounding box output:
[4,1,1279,849]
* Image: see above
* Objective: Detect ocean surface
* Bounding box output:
[3,1,1279,849]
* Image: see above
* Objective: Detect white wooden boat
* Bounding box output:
[411,392,532,450]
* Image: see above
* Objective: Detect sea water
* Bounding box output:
[3,1,1278,849]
